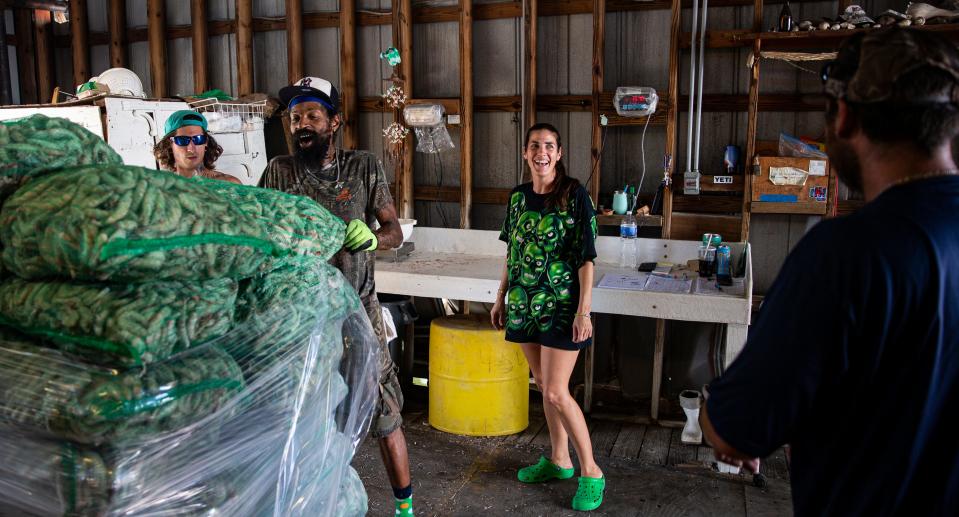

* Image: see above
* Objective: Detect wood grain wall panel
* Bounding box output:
[168,38,195,95]
[473,18,520,97]
[473,112,521,189]
[412,21,459,98]
[413,127,462,186]
[253,31,289,95]
[126,41,152,95]
[357,24,393,97]
[303,28,341,87]
[535,14,568,95]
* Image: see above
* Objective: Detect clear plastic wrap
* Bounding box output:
[0,257,379,517]
[778,132,828,159]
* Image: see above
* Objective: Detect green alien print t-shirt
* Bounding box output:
[499,182,598,350]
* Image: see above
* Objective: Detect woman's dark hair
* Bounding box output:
[153,131,223,171]
[524,122,580,211]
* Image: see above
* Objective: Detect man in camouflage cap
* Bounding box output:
[699,28,959,515]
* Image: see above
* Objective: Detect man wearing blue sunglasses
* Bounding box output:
[153,109,240,184]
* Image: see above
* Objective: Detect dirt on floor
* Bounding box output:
[353,405,792,517]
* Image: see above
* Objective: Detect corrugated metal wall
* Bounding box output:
[2,0,904,402]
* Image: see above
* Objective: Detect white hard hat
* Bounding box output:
[96,68,145,98]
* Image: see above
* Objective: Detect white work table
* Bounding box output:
[376,227,752,421]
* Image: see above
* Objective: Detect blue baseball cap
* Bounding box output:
[164,110,208,135]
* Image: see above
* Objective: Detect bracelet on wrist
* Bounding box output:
[575,312,591,318]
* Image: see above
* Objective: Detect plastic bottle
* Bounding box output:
[619,213,638,268]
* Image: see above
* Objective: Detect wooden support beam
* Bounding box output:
[70,0,90,88]
[285,0,303,83]
[108,0,126,68]
[191,0,209,93]
[340,0,358,149]
[14,10,39,104]
[393,185,512,204]
[662,0,681,239]
[740,0,763,242]
[236,0,254,96]
[523,0,537,129]
[589,0,605,204]
[147,0,167,97]
[460,0,474,229]
[393,0,415,219]
[33,9,54,103]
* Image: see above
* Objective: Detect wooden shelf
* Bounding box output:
[748,200,828,215]
[672,173,744,193]
[682,23,959,51]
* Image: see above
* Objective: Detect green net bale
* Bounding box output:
[0,332,244,445]
[194,178,346,263]
[0,164,278,282]
[231,257,360,381]
[0,277,237,367]
[0,115,122,202]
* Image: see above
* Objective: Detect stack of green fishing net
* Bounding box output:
[0,115,378,516]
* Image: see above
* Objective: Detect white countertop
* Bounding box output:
[375,228,752,326]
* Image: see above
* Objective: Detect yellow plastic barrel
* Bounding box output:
[429,314,529,436]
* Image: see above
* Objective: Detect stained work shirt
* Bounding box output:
[706,176,959,516]
[499,182,597,350]
[259,150,392,303]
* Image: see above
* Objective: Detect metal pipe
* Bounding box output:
[693,0,708,171]
[685,0,699,173]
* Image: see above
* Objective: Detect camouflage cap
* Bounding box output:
[825,28,959,105]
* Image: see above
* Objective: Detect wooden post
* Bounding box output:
[459,0,473,229]
[285,0,303,83]
[589,0,605,204]
[662,0,681,239]
[147,0,167,97]
[650,319,666,420]
[340,0,358,149]
[33,9,54,103]
[740,0,763,242]
[14,10,39,105]
[191,0,209,93]
[108,0,127,68]
[523,0,537,130]
[236,0,254,96]
[70,0,90,88]
[392,0,414,219]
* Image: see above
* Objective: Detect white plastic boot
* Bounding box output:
[680,390,703,444]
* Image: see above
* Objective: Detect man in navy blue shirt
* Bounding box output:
[700,28,959,516]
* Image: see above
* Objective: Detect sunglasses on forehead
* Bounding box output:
[170,134,209,146]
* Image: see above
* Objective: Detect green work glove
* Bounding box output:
[344,219,378,251]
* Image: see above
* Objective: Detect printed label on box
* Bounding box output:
[769,167,809,186]
[808,160,827,176]
[809,185,827,202]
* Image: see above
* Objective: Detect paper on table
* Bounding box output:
[694,277,745,297]
[598,273,650,291]
[644,275,693,294]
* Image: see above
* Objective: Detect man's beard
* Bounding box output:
[293,129,333,170]
[825,123,864,196]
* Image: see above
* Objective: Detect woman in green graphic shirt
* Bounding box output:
[490,123,604,511]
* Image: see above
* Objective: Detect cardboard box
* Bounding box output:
[751,156,830,214]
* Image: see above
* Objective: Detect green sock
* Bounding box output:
[395,496,414,516]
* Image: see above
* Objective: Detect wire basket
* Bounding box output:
[189,98,267,133]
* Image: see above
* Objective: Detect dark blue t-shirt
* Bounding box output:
[707,176,959,516]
